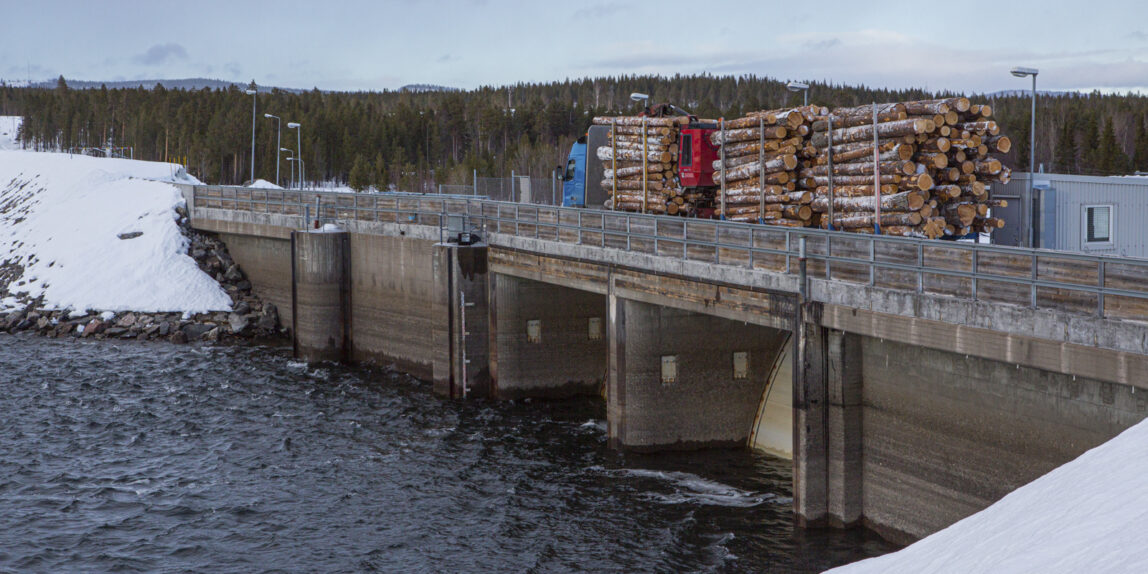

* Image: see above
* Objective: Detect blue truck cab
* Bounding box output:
[560,125,610,208]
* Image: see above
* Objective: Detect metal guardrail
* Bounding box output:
[191,186,1148,321]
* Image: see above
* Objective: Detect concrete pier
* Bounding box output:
[488,273,607,399]
[291,229,351,362]
[431,243,490,399]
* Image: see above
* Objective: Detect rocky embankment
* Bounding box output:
[1,210,285,344]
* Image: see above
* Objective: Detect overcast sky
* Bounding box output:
[4,0,1146,94]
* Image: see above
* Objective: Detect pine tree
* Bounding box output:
[1097,116,1130,175]
[1054,117,1077,174]
[348,154,370,192]
[1133,115,1148,173]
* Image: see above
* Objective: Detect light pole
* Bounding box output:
[245,88,257,184]
[265,113,281,186]
[1011,66,1039,248]
[287,122,303,188]
[281,148,294,188]
[786,81,809,107]
[630,92,649,111]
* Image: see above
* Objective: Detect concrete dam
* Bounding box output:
[179,184,1148,544]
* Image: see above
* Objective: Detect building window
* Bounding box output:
[680,134,693,167]
[1085,205,1112,245]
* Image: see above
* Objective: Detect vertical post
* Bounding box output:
[511,170,515,203]
[1098,260,1106,317]
[720,117,727,220]
[758,116,765,223]
[872,103,881,234]
[249,90,257,183]
[611,119,617,211]
[641,117,648,214]
[1028,74,1037,249]
[473,168,478,196]
[827,114,835,231]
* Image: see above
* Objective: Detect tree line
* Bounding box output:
[2,74,1147,190]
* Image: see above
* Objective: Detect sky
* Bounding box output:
[3,0,1147,94]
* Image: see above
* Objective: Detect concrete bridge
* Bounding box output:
[178,184,1148,544]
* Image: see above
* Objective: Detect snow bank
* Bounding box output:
[0,150,232,314]
[248,178,282,189]
[826,417,1148,573]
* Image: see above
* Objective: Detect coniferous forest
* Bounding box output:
[3,75,1147,190]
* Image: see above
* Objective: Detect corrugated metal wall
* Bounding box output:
[996,173,1148,257]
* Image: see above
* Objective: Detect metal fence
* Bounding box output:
[191,186,1148,321]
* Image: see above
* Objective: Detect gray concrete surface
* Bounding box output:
[292,230,349,362]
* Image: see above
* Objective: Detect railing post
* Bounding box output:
[785,232,792,274]
[1098,260,1106,318]
[868,238,876,286]
[917,243,924,294]
[654,218,660,256]
[626,215,632,251]
[1030,253,1039,309]
[971,249,979,301]
[578,210,583,245]
[826,234,833,280]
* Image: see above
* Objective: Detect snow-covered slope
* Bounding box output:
[0,149,232,314]
[826,417,1148,573]
[0,116,21,150]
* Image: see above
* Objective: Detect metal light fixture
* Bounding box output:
[245,88,257,183]
[630,92,649,110]
[280,147,294,188]
[287,122,303,188]
[1010,66,1039,248]
[264,113,281,186]
[786,81,810,107]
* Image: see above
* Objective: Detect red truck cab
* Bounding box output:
[678,122,720,188]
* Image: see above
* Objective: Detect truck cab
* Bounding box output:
[561,125,610,208]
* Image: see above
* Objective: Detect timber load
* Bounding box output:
[593,114,692,215]
[711,97,1010,238]
[709,106,825,224]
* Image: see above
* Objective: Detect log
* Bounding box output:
[826,212,923,229]
[920,137,951,153]
[917,152,949,169]
[596,146,672,163]
[609,125,674,137]
[811,118,935,147]
[593,116,687,127]
[609,141,674,152]
[984,135,1011,154]
[810,190,926,212]
[974,158,1003,176]
[803,160,917,178]
[600,179,665,191]
[723,112,780,129]
[713,149,797,170]
[603,164,667,179]
[905,97,970,114]
[957,121,1000,136]
[720,136,804,157]
[709,125,790,145]
[813,108,907,132]
[813,184,899,197]
[715,153,798,174]
[818,142,914,164]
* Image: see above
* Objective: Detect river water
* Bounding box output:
[0,334,897,573]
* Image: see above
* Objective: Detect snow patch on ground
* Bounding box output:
[248,178,282,189]
[0,116,22,151]
[0,150,230,314]
[826,417,1148,573]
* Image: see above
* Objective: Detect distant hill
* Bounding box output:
[400,84,460,93]
[23,78,305,93]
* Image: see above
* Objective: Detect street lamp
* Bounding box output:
[287,122,303,188]
[630,92,649,111]
[1011,66,1039,248]
[280,147,294,188]
[786,81,810,107]
[264,113,281,186]
[245,88,257,184]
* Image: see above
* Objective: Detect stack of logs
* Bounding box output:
[708,98,1010,238]
[594,115,692,215]
[801,97,1011,238]
[707,106,826,225]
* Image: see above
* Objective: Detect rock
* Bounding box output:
[236,280,252,292]
[203,327,221,342]
[158,321,171,337]
[181,323,213,340]
[257,314,277,331]
[116,312,137,327]
[117,231,143,240]
[228,313,250,334]
[170,330,188,344]
[234,301,251,315]
[36,316,51,331]
[104,327,128,337]
[82,319,105,338]
[26,311,41,322]
[15,319,32,331]
[224,265,244,282]
[144,324,161,336]
[191,248,207,260]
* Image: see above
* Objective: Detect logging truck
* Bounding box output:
[560,102,723,216]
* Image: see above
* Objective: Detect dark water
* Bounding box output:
[0,334,896,573]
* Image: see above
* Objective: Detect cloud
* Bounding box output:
[437,54,458,63]
[133,43,189,66]
[1129,30,1147,41]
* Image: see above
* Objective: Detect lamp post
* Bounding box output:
[281,148,294,188]
[245,88,257,184]
[264,113,281,186]
[1011,66,1039,248]
[786,81,810,106]
[630,92,649,111]
[287,122,303,188]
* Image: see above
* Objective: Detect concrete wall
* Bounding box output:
[291,231,350,362]
[489,273,607,399]
[858,335,1148,542]
[608,297,790,450]
[217,233,294,329]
